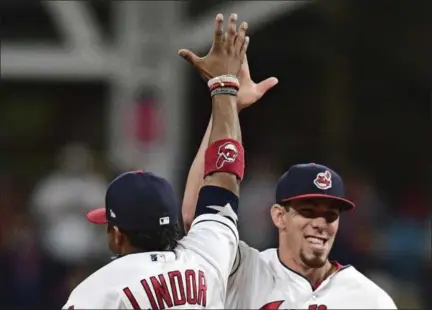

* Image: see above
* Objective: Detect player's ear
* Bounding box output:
[271,204,287,230]
[112,225,123,247]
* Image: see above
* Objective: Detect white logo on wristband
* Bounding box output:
[216,142,238,169]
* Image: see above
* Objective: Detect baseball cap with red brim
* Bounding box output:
[87,170,178,230]
[275,163,355,211]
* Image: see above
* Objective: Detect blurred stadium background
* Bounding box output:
[0,0,430,309]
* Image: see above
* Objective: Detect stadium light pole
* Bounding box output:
[107,1,187,189]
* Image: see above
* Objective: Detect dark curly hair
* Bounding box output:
[117,223,182,252]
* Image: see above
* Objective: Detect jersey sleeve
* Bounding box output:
[62,289,125,309]
[225,241,274,308]
[376,292,398,309]
[178,186,240,284]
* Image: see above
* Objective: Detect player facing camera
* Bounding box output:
[270,164,354,270]
[87,170,181,256]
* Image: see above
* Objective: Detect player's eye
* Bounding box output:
[299,209,314,217]
[324,212,339,223]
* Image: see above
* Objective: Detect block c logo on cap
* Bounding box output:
[313,170,332,190]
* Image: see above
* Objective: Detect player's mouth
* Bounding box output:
[305,235,328,250]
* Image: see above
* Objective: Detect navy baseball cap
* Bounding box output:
[276,163,355,211]
[86,170,179,230]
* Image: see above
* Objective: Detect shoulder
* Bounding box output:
[341,267,397,308]
[68,264,110,298]
[237,241,270,267]
[259,247,278,263]
[67,259,124,304]
[226,243,275,309]
[238,240,260,256]
[231,241,274,277]
[235,243,279,270]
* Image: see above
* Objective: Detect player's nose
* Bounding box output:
[310,216,327,230]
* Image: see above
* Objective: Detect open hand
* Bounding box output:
[178,13,277,110]
[237,55,278,111]
[178,13,249,78]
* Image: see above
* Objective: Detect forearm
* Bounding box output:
[182,116,212,228]
[209,97,241,143]
[204,95,241,195]
[187,116,212,187]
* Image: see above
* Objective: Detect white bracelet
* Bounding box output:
[208,75,239,89]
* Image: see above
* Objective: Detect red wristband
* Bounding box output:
[209,81,240,92]
[204,139,245,181]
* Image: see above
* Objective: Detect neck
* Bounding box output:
[278,246,334,287]
[120,244,144,256]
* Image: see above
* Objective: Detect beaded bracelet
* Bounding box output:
[208,75,240,90]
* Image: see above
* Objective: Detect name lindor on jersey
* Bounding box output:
[63,187,240,310]
[123,269,207,309]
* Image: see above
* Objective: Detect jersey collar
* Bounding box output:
[112,250,176,262]
[275,249,351,291]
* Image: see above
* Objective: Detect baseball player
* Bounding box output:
[185,165,398,309]
[63,13,249,309]
[181,22,397,310]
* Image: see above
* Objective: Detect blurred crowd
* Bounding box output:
[0,143,429,309]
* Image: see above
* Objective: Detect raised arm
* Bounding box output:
[181,55,278,231]
[179,11,247,208]
[176,13,249,282]
[181,116,212,231]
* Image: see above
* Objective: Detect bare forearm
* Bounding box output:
[182,116,212,228]
[186,116,212,187]
[209,96,241,143]
[204,95,241,195]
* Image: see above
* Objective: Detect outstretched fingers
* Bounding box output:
[235,22,248,56]
[213,13,224,50]
[225,13,238,54]
[239,36,250,61]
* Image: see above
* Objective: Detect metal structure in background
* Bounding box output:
[0,1,310,188]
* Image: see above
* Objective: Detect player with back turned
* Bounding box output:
[180,16,397,310]
[62,13,250,309]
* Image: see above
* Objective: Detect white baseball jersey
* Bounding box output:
[226,241,397,309]
[62,209,239,309]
